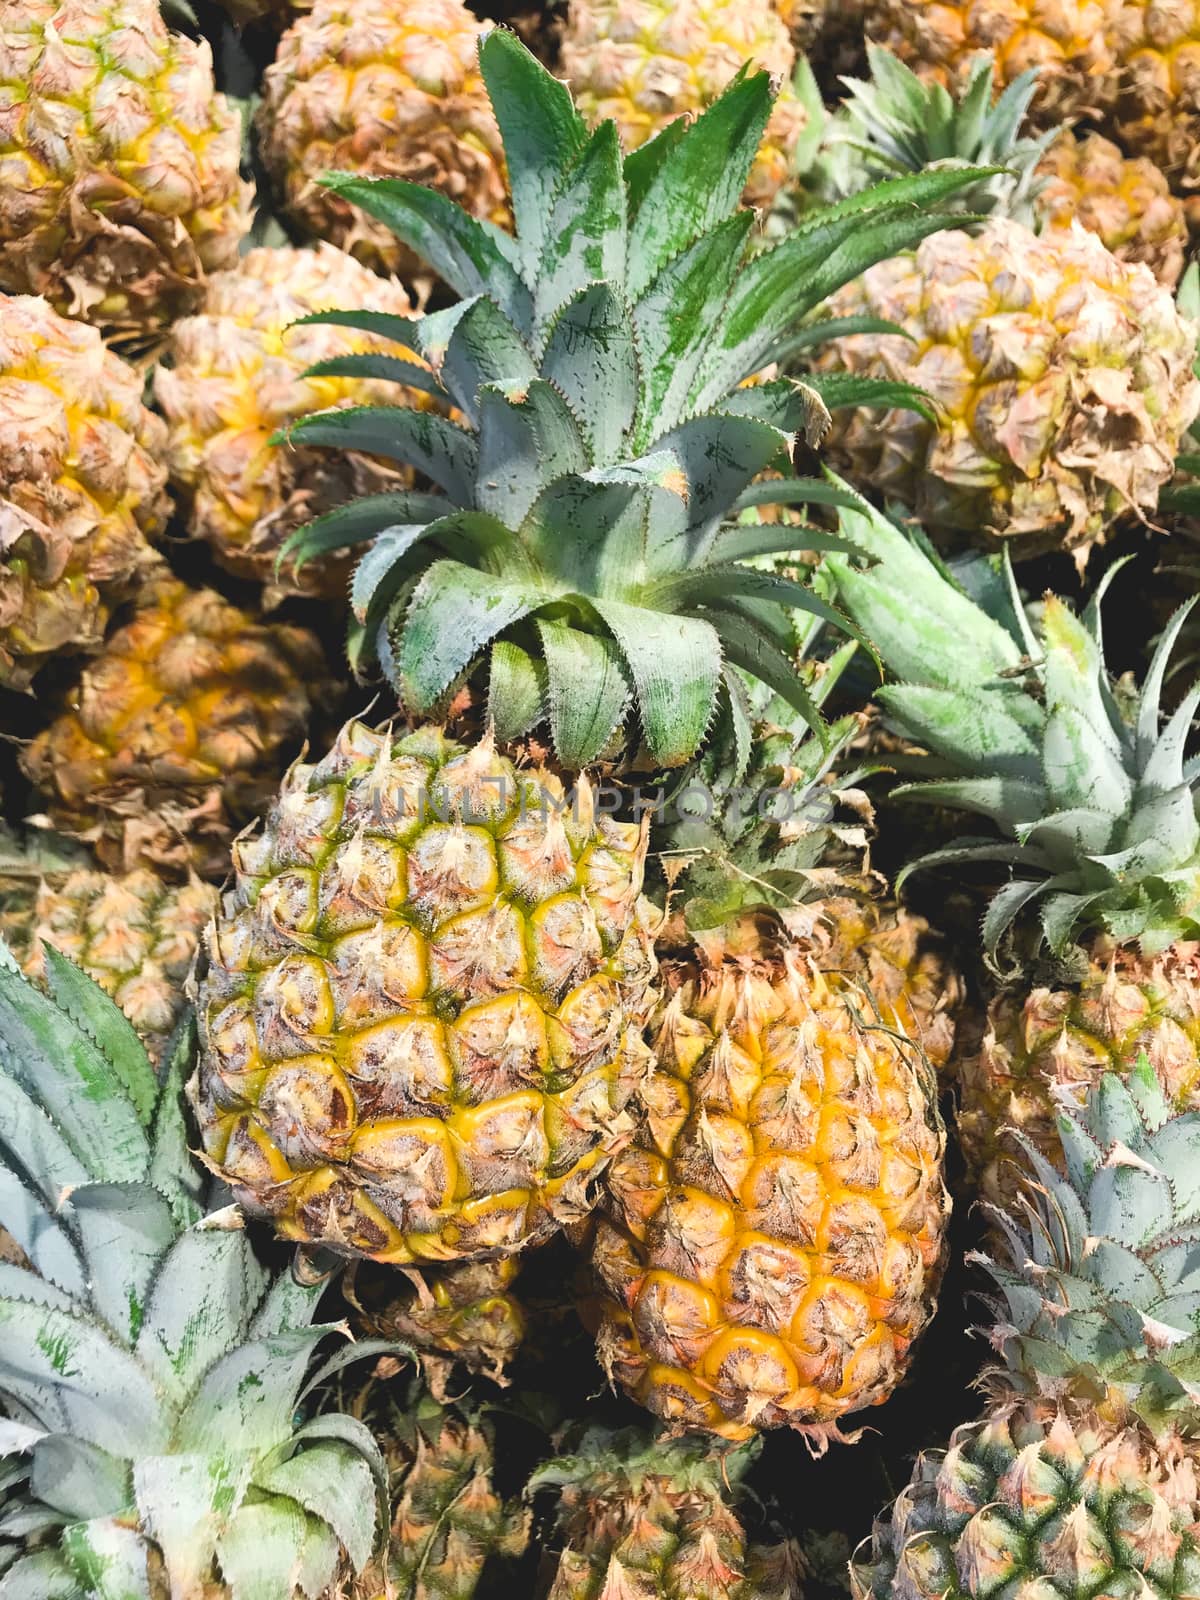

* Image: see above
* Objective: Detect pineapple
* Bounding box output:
[810,46,1189,286]
[154,243,432,602]
[852,1061,1200,1600]
[0,833,215,1064]
[0,0,251,346]
[807,48,1200,566]
[21,568,328,879]
[349,1380,529,1598]
[588,702,950,1444]
[190,35,982,1269]
[351,1255,526,1389]
[193,720,660,1265]
[256,0,509,278]
[658,649,963,1076]
[559,0,807,206]
[863,0,1200,192]
[0,293,166,692]
[0,950,389,1595]
[532,1424,805,1597]
[1109,3,1200,190]
[815,219,1199,566]
[829,485,1200,1209]
[1036,128,1188,289]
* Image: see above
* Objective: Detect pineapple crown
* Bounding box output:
[530,1422,759,1519]
[826,485,1200,961]
[278,30,989,770]
[810,46,1055,223]
[979,1059,1200,1435]
[0,946,393,1597]
[658,632,877,932]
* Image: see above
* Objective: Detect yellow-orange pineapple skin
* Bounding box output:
[1036,130,1189,288]
[862,0,1122,123]
[0,295,166,691]
[802,897,962,1078]
[21,571,326,878]
[256,0,508,276]
[961,940,1200,1207]
[193,720,659,1266]
[154,245,427,600]
[560,0,806,207]
[816,219,1200,563]
[0,0,251,343]
[18,869,216,1064]
[590,933,949,1443]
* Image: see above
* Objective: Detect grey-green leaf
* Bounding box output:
[538,618,631,767]
[478,29,588,277]
[37,951,156,1130]
[541,285,638,465]
[66,1182,177,1349]
[394,561,553,715]
[591,600,722,766]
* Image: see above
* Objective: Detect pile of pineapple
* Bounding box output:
[4,0,1200,1592]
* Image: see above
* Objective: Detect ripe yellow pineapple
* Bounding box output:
[1036,128,1188,287]
[590,914,949,1444]
[21,569,327,878]
[560,0,806,205]
[0,0,251,344]
[256,0,508,276]
[7,865,216,1064]
[585,674,952,1444]
[154,244,429,600]
[815,218,1200,564]
[193,721,658,1264]
[812,897,961,1077]
[0,294,166,691]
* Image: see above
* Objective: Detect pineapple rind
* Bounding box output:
[535,1426,779,1599]
[1036,129,1188,288]
[155,244,427,599]
[818,219,1200,559]
[0,293,167,690]
[257,0,508,275]
[591,940,948,1442]
[194,719,658,1265]
[1110,2,1200,191]
[16,868,216,1065]
[0,0,251,341]
[852,1407,1200,1600]
[356,1395,530,1599]
[962,940,1200,1208]
[21,570,327,878]
[560,0,806,205]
